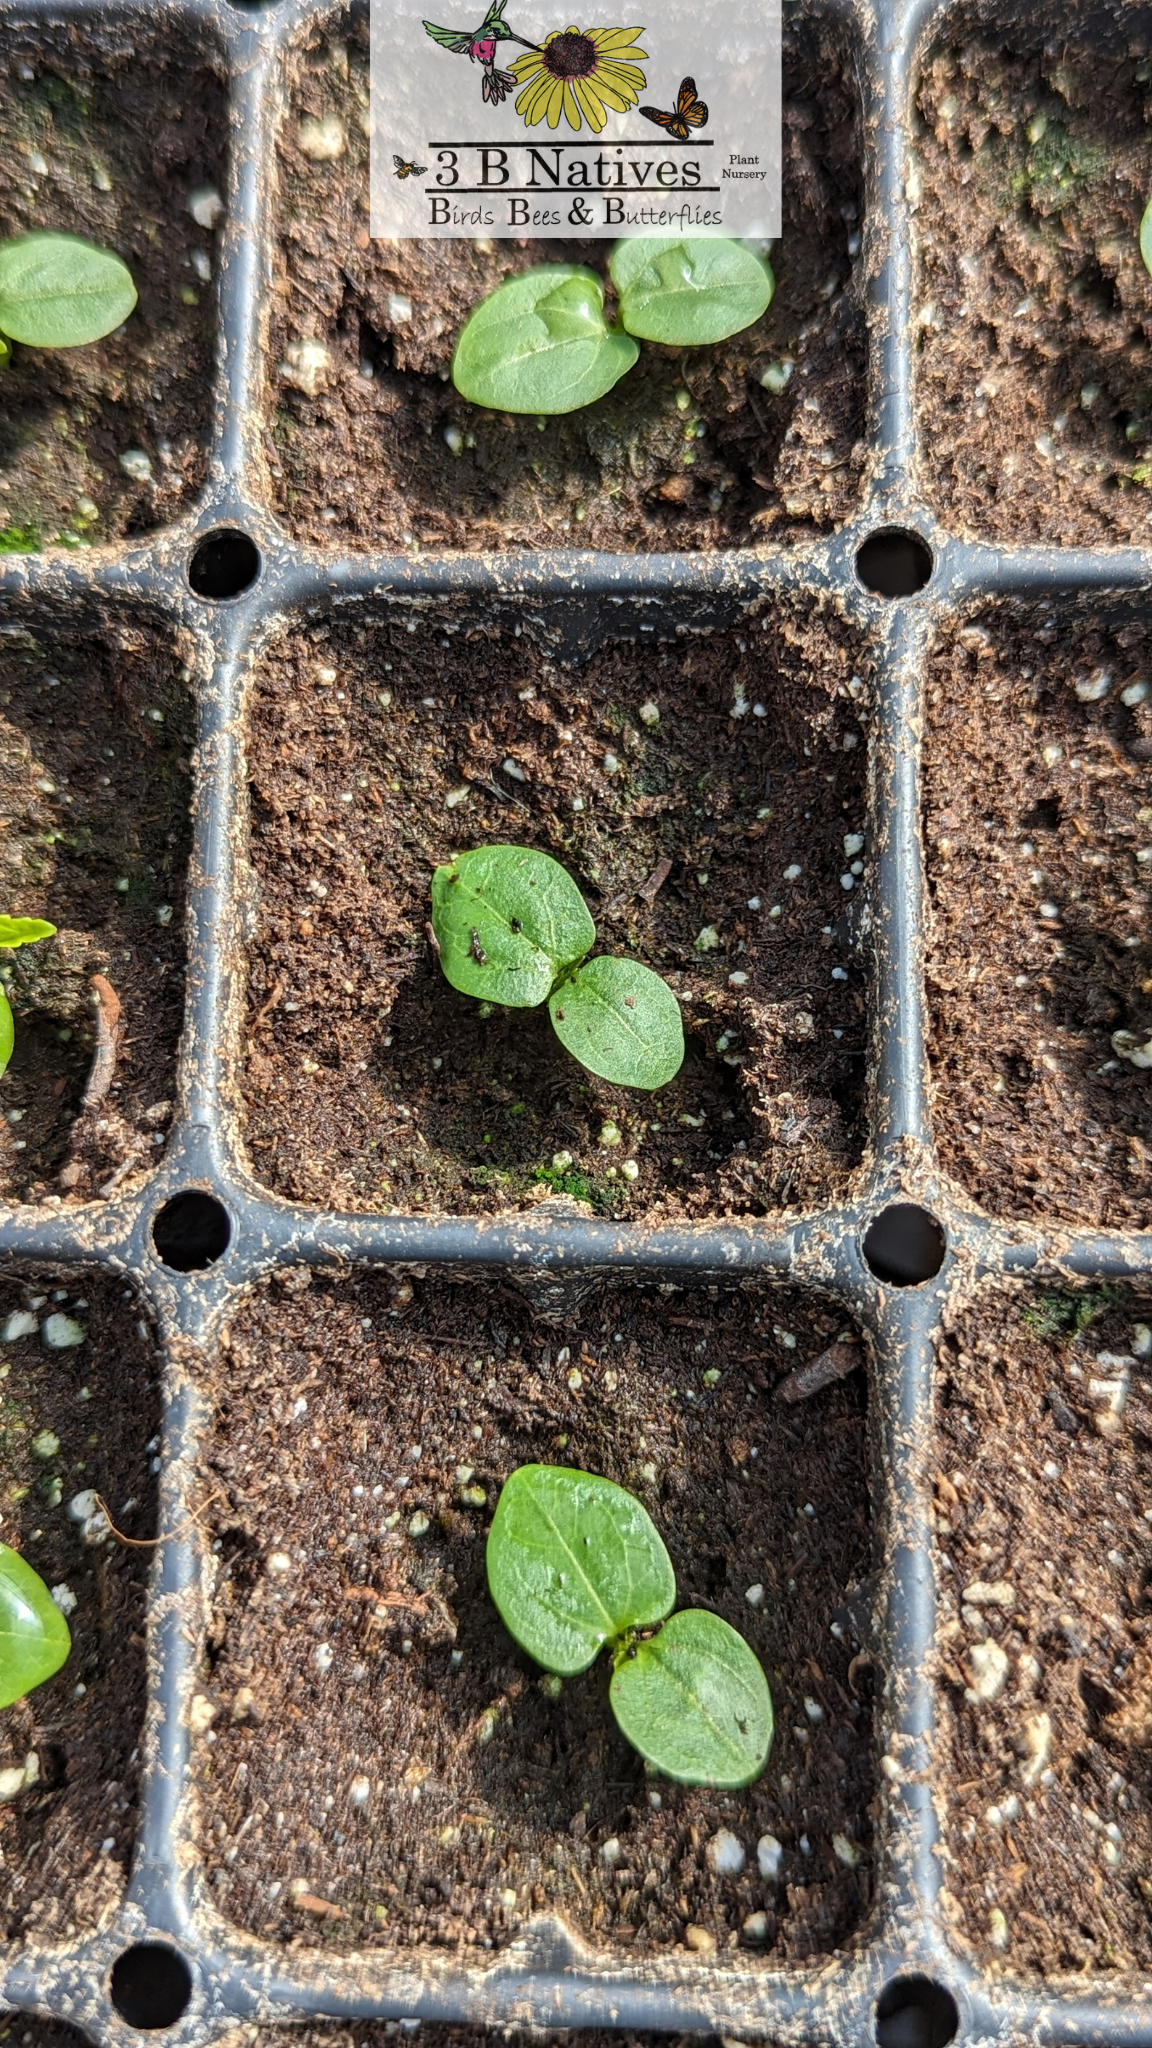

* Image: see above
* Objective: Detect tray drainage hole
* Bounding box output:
[109,1945,193,2030]
[855,528,933,597]
[862,1203,946,1286]
[876,1976,959,2048]
[152,1191,231,1271]
[188,527,261,600]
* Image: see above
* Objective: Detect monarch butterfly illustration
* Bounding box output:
[639,75,708,139]
[393,153,429,178]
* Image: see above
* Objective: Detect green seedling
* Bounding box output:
[0,232,137,368]
[486,1463,772,1788]
[0,1543,71,1710]
[0,917,57,1080]
[452,236,773,414]
[431,844,683,1088]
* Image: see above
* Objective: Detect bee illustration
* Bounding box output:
[470,928,488,964]
[639,76,708,140]
[393,153,429,179]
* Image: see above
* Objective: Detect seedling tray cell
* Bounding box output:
[2,0,1152,2042]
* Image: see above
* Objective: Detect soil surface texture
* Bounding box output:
[916,29,1152,547]
[935,1285,1152,1974]
[0,1273,159,1945]
[218,2033,702,2048]
[268,16,864,551]
[197,1273,874,1961]
[0,622,193,1205]
[0,24,225,552]
[242,609,870,1218]
[924,607,1152,1228]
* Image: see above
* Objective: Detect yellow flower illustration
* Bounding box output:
[512,24,647,133]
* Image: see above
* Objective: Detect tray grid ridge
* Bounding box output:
[2,0,1152,2039]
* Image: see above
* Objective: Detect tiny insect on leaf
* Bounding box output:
[548,954,684,1089]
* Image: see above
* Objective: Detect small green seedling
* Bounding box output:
[0,917,56,1080]
[0,232,137,368]
[0,1543,71,1710]
[452,236,773,414]
[487,1464,772,1788]
[431,844,683,1088]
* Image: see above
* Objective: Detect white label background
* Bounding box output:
[370,0,780,238]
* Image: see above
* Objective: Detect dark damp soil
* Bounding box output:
[934,1285,1152,1975]
[0,1272,159,1945]
[0,25,225,552]
[240,609,871,1219]
[0,622,193,1205]
[197,1273,875,1959]
[915,29,1152,547]
[267,15,865,552]
[923,607,1152,1228]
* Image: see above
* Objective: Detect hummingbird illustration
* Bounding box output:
[422,0,538,105]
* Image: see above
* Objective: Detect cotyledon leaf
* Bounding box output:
[0,987,12,1081]
[431,845,595,1007]
[452,264,638,414]
[0,1543,71,1711]
[609,1607,773,1788]
[548,954,684,1088]
[486,1464,676,1676]
[0,233,137,348]
[0,916,56,949]
[611,236,774,347]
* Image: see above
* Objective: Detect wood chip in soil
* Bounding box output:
[0,624,193,1204]
[916,24,1152,547]
[0,1274,159,1946]
[0,24,225,551]
[197,1274,874,1962]
[241,609,870,1218]
[935,1285,1152,1974]
[924,606,1152,1228]
[268,15,864,552]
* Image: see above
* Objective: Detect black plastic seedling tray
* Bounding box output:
[4,0,1152,2039]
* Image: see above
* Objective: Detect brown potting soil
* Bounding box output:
[935,1285,1152,1974]
[0,623,193,1205]
[241,610,870,1218]
[0,26,225,551]
[197,1273,875,1961]
[923,607,1152,1228]
[915,30,1152,547]
[0,1273,159,1945]
[267,16,864,552]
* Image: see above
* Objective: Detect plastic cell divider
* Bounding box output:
[2,0,1152,2042]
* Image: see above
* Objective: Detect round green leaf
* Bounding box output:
[487,1464,676,1677]
[610,1608,773,1788]
[611,237,774,347]
[0,1542,71,1710]
[0,986,12,1081]
[0,916,56,949]
[432,845,595,1007]
[0,233,137,349]
[1141,197,1152,279]
[453,264,639,415]
[548,954,683,1088]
